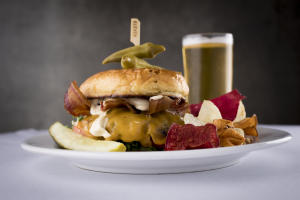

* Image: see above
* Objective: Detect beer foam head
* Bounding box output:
[182,33,233,46]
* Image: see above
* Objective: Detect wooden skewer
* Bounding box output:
[130,18,140,46]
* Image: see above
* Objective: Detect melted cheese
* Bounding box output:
[105,108,183,147]
[86,98,183,142]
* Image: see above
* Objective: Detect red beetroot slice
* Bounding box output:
[165,123,219,151]
[190,89,246,121]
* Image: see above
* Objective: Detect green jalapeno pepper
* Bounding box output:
[121,55,161,69]
[102,42,166,64]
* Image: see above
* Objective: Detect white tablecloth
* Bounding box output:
[0,125,299,200]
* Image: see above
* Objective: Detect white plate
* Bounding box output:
[21,127,291,174]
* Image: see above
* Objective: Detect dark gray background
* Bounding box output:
[0,0,299,132]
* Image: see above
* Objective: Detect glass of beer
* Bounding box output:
[182,33,233,103]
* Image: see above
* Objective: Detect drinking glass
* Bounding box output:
[182,33,233,103]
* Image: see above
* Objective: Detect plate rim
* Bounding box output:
[21,127,292,161]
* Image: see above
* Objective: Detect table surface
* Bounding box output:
[0,125,299,200]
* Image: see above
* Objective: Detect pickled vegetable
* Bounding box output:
[102,42,166,64]
[121,55,160,69]
[49,122,126,152]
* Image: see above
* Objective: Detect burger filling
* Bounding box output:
[65,81,187,149]
[105,107,183,147]
[73,97,184,147]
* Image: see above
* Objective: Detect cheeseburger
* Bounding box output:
[64,67,189,150]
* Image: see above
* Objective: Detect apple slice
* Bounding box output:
[190,89,245,121]
[197,100,222,123]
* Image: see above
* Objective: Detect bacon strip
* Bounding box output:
[148,96,174,114]
[102,96,188,115]
[168,98,189,116]
[149,96,189,115]
[64,81,91,116]
[101,98,135,112]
